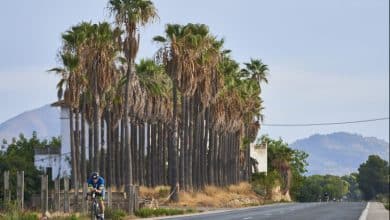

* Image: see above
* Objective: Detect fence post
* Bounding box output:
[63,177,70,213]
[74,180,79,212]
[107,187,112,208]
[17,171,24,211]
[126,185,134,214]
[41,175,48,215]
[3,171,10,203]
[82,182,88,213]
[134,185,139,211]
[54,179,60,212]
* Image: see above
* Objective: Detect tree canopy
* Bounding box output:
[358,155,389,200]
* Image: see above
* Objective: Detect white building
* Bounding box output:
[50,101,72,178]
[250,142,267,174]
[34,146,61,180]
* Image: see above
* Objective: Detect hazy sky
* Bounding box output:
[0,0,388,143]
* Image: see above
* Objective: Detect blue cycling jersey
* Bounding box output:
[87,176,105,189]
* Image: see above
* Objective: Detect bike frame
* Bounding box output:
[90,192,100,220]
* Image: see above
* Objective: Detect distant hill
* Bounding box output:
[0,104,60,144]
[290,132,389,176]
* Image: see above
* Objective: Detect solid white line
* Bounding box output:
[359,202,370,220]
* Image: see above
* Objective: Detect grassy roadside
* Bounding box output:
[377,194,389,210]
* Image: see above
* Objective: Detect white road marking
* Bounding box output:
[358,202,370,220]
[243,217,253,219]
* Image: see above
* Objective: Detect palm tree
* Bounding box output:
[136,58,172,186]
[241,59,269,92]
[108,0,158,187]
[240,59,268,181]
[73,22,120,174]
[154,24,192,200]
[50,23,90,189]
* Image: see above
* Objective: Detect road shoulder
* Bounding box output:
[365,201,389,220]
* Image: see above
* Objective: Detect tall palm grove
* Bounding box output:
[50,0,268,201]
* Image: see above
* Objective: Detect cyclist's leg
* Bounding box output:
[99,190,105,218]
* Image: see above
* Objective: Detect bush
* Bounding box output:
[251,171,281,197]
[105,207,127,220]
[135,207,194,218]
[377,194,389,210]
[0,212,39,220]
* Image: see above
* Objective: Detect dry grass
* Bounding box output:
[139,182,262,208]
[140,185,170,199]
[227,182,252,195]
[177,182,262,208]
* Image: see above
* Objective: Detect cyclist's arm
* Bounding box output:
[95,184,104,194]
[87,180,95,193]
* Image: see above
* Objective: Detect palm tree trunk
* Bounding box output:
[139,122,145,185]
[168,79,179,201]
[163,123,168,185]
[198,109,205,190]
[113,123,119,188]
[207,108,214,185]
[192,96,198,190]
[179,96,185,189]
[246,128,251,181]
[123,66,133,187]
[111,117,117,188]
[69,109,77,189]
[106,111,112,187]
[81,106,87,184]
[157,122,164,185]
[75,110,81,188]
[188,97,194,190]
[120,119,126,187]
[131,123,137,184]
[151,123,156,187]
[183,97,189,190]
[146,123,151,187]
[93,100,100,172]
[212,131,218,186]
[202,108,209,187]
[88,124,93,177]
[100,147,106,179]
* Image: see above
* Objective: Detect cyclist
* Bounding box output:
[324,192,329,202]
[87,172,105,219]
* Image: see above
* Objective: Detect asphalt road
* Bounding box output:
[162,202,367,220]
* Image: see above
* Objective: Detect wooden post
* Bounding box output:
[54,179,61,212]
[17,171,24,211]
[82,182,88,213]
[74,180,79,212]
[63,177,70,213]
[134,185,139,211]
[41,175,49,215]
[107,187,112,208]
[3,171,10,202]
[126,185,134,214]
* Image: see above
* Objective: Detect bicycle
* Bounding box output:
[87,191,102,220]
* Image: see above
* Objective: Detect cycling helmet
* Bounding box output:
[91,172,99,180]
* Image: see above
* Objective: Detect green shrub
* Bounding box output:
[376,194,389,210]
[251,171,281,197]
[158,187,170,198]
[105,207,127,220]
[0,212,39,220]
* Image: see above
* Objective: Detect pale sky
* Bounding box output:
[0,0,388,143]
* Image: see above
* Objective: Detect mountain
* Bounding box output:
[290,132,389,176]
[0,104,60,144]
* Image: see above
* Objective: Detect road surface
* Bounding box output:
[161,202,367,220]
